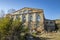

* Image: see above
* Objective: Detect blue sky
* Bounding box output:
[0,0,60,20]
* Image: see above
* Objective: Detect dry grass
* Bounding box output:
[39,32,60,40]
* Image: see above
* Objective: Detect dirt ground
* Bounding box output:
[39,32,60,40]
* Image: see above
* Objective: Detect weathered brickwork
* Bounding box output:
[6,7,56,32]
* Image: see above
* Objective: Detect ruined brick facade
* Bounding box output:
[6,7,56,32]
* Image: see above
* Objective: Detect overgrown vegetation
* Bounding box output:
[0,17,29,40]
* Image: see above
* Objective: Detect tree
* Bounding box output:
[0,17,29,40]
[7,9,16,14]
[0,10,5,18]
[0,17,12,40]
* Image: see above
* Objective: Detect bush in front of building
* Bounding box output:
[0,17,29,40]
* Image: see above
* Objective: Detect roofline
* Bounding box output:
[7,7,43,14]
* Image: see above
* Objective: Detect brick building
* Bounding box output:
[6,7,56,32]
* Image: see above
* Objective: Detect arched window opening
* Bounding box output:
[16,15,19,20]
[29,15,33,22]
[36,15,40,21]
[23,16,26,22]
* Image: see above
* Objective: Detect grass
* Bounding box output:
[39,32,60,40]
[25,31,60,40]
